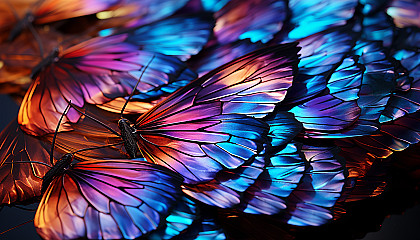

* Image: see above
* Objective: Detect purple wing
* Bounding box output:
[18,34,196,136]
[34,160,183,239]
[280,27,357,104]
[381,49,420,121]
[188,39,265,77]
[387,0,420,28]
[0,119,51,205]
[182,152,266,208]
[134,44,299,183]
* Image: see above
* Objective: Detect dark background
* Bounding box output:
[0,94,419,239]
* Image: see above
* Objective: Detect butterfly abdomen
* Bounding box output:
[41,153,73,194]
[118,118,138,158]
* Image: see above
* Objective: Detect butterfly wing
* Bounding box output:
[387,0,420,28]
[213,0,287,44]
[286,0,358,41]
[188,39,265,77]
[135,44,299,184]
[18,34,196,136]
[34,159,183,239]
[123,14,215,61]
[33,0,121,24]
[41,104,129,161]
[0,119,52,205]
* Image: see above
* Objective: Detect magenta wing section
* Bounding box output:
[134,44,299,184]
[34,160,183,239]
[18,34,196,136]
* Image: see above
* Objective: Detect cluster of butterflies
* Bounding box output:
[0,0,419,239]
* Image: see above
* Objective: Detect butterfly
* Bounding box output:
[1,111,184,240]
[35,157,183,239]
[16,33,197,136]
[44,44,300,187]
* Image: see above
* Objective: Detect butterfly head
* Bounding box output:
[41,153,74,194]
[8,12,34,42]
[30,47,60,80]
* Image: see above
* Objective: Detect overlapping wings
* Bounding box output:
[18,34,196,136]
[34,160,183,239]
[134,44,299,184]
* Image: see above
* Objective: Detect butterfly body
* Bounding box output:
[118,118,138,158]
[7,12,34,41]
[40,153,72,194]
[30,47,59,79]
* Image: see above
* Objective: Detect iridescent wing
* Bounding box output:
[149,196,198,239]
[387,0,420,28]
[18,34,196,136]
[240,142,305,215]
[279,145,345,226]
[182,152,266,208]
[188,39,265,77]
[34,159,183,239]
[213,0,287,44]
[0,119,52,205]
[285,0,358,41]
[182,112,302,208]
[134,44,299,184]
[98,0,190,28]
[289,56,364,138]
[279,26,357,104]
[122,14,215,61]
[381,49,420,121]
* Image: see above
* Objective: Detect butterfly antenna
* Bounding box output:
[71,141,125,156]
[65,100,121,137]
[50,101,72,165]
[120,55,156,118]
[0,219,33,236]
[3,161,52,168]
[5,0,19,20]
[27,22,45,58]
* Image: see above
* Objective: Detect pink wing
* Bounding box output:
[35,159,183,239]
[18,34,196,136]
[135,44,299,184]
